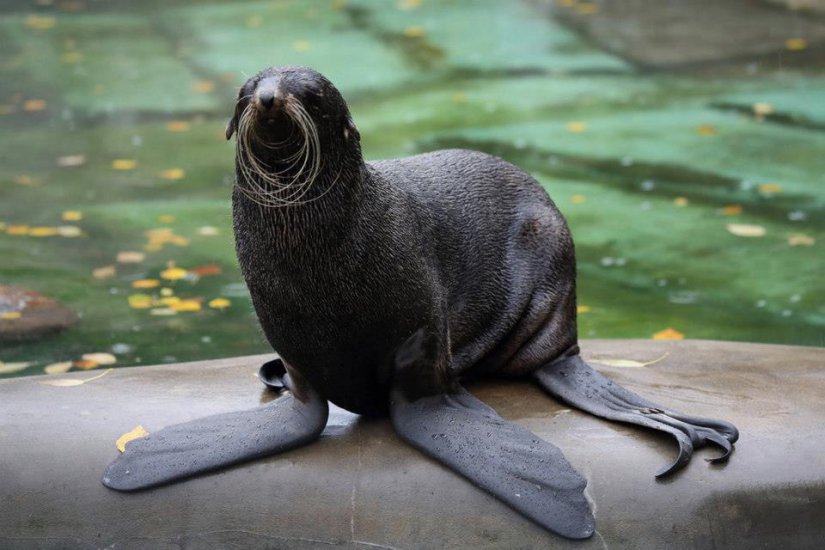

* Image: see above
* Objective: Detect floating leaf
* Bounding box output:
[29,227,59,237]
[159,168,185,181]
[40,369,112,387]
[57,226,82,237]
[1,312,22,320]
[403,25,426,38]
[673,197,689,207]
[61,210,83,221]
[788,233,815,247]
[652,328,684,340]
[571,194,586,204]
[593,352,670,368]
[752,102,774,117]
[111,159,137,171]
[116,425,149,452]
[117,251,146,263]
[82,352,117,365]
[727,223,766,237]
[23,99,47,112]
[758,183,782,194]
[566,121,587,133]
[93,265,116,280]
[721,204,742,216]
[785,37,807,51]
[160,288,174,297]
[158,214,176,224]
[196,226,219,236]
[208,297,231,309]
[24,16,57,30]
[132,279,160,289]
[166,120,190,132]
[190,264,222,277]
[150,307,177,316]
[128,294,153,309]
[57,155,86,167]
[171,299,202,312]
[73,359,99,370]
[695,124,716,136]
[576,305,591,314]
[193,80,215,93]
[5,225,29,235]
[160,266,188,281]
[44,361,73,375]
[0,361,32,374]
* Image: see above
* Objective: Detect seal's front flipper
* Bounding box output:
[102,371,328,492]
[390,385,595,539]
[534,353,738,477]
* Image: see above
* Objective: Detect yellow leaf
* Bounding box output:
[576,2,599,15]
[62,210,83,221]
[6,225,29,235]
[29,227,59,237]
[0,361,32,374]
[1,311,22,320]
[166,120,190,132]
[571,194,586,204]
[128,294,154,309]
[23,99,47,112]
[132,279,160,289]
[788,233,815,247]
[403,25,426,38]
[24,15,56,30]
[159,296,181,306]
[758,183,782,194]
[673,196,689,207]
[73,359,99,370]
[160,288,174,297]
[160,266,188,281]
[695,124,716,136]
[117,251,146,263]
[40,368,111,387]
[158,214,176,224]
[93,265,116,280]
[44,361,73,375]
[576,305,591,314]
[112,159,137,171]
[159,168,185,181]
[727,223,766,237]
[208,297,232,309]
[652,328,684,340]
[566,121,587,133]
[116,425,149,452]
[196,226,219,236]
[593,352,670,368]
[171,299,202,312]
[785,37,807,51]
[721,204,742,216]
[81,352,117,365]
[193,80,215,93]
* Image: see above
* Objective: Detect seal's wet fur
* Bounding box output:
[103,65,738,541]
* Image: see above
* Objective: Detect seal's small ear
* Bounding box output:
[343,115,360,142]
[225,113,238,141]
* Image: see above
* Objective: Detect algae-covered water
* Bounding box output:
[1,0,824,377]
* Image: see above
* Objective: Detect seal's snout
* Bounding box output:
[254,80,284,119]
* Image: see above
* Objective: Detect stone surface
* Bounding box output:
[0,285,78,342]
[1,339,824,549]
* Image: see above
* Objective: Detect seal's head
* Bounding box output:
[226,66,361,207]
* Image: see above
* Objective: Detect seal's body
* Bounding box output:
[235,148,574,416]
[104,66,738,541]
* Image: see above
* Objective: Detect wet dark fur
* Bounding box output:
[231,67,577,416]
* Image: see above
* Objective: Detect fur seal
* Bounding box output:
[103,66,738,540]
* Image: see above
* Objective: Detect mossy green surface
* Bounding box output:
[1,0,823,377]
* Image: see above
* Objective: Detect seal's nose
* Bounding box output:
[256,85,282,113]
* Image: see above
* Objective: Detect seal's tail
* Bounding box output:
[533,353,738,477]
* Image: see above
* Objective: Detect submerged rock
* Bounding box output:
[0,285,78,341]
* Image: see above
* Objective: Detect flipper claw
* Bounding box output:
[534,354,738,478]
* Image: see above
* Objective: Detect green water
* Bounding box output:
[1,0,823,377]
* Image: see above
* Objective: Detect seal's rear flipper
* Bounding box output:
[102,379,328,492]
[534,353,738,477]
[390,385,595,539]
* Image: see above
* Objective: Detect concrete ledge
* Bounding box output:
[1,340,824,549]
